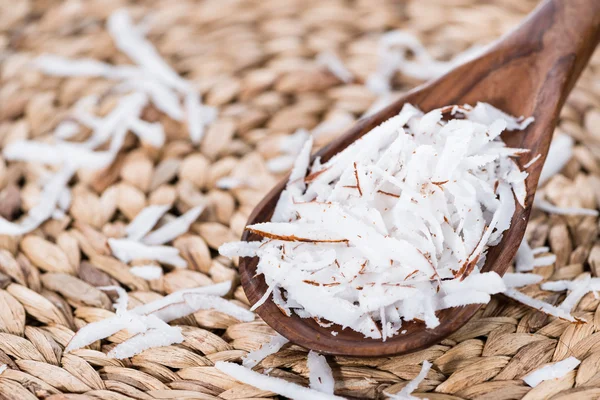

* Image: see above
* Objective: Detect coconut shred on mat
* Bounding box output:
[221,102,535,340]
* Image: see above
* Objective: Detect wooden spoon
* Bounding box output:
[239,0,600,356]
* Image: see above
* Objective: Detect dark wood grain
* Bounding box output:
[239,0,600,356]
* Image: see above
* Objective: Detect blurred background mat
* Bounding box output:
[1,0,600,399]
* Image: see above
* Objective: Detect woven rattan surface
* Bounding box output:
[1,0,600,398]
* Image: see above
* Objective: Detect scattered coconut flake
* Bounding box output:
[132,281,232,322]
[523,356,580,387]
[222,102,532,339]
[35,54,138,80]
[108,238,186,267]
[534,197,599,217]
[503,289,583,323]
[54,120,80,140]
[307,351,335,394]
[35,8,216,158]
[142,205,205,245]
[65,311,149,353]
[0,166,74,236]
[82,91,149,150]
[243,334,290,369]
[116,78,184,121]
[503,273,544,288]
[367,30,484,95]
[541,275,600,312]
[98,285,129,314]
[107,10,190,92]
[183,293,255,322]
[216,177,251,190]
[130,265,164,280]
[539,134,574,185]
[386,360,431,399]
[215,361,345,400]
[0,365,6,375]
[125,205,170,241]
[66,282,233,354]
[317,51,353,83]
[108,317,184,359]
[515,238,557,272]
[185,92,217,144]
[128,118,165,148]
[3,140,113,170]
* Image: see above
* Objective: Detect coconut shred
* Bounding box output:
[221,102,534,340]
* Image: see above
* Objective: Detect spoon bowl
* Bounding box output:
[239,0,600,356]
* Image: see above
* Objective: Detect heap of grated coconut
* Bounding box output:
[221,102,534,339]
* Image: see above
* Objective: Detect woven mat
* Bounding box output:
[1,0,600,399]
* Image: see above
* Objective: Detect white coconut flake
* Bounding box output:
[534,197,599,217]
[367,30,484,95]
[54,121,80,140]
[116,78,184,121]
[66,282,233,355]
[242,334,290,369]
[35,54,137,79]
[539,133,574,185]
[98,285,129,314]
[215,361,345,400]
[108,319,184,359]
[317,51,353,83]
[130,265,164,280]
[183,293,255,322]
[128,118,165,148]
[221,102,532,339]
[82,91,148,150]
[0,166,74,236]
[503,289,583,323]
[386,360,431,399]
[3,140,113,170]
[65,311,149,353]
[307,351,335,394]
[523,357,580,387]
[515,238,556,272]
[503,273,544,288]
[142,205,204,245]
[108,238,186,267]
[541,275,600,312]
[125,205,170,241]
[107,10,190,92]
[132,281,232,321]
[216,177,251,190]
[34,8,216,166]
[0,364,6,375]
[185,92,217,144]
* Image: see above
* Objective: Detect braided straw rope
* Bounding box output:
[1,0,600,398]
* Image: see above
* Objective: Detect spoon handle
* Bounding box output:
[496,0,600,106]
